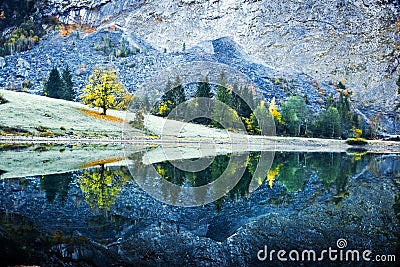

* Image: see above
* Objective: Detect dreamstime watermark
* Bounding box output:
[122,61,276,207]
[257,238,396,263]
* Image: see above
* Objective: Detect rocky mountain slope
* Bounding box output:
[1,0,399,133]
[42,1,400,100]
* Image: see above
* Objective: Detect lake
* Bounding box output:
[0,144,399,266]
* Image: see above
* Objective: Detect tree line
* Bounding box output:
[153,73,367,139]
[41,65,368,139]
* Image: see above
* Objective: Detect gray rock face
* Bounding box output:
[41,0,141,26]
[42,0,400,114]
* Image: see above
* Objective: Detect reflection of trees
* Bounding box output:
[272,152,368,200]
[154,154,258,209]
[153,153,281,209]
[246,152,281,189]
[228,168,252,200]
[154,162,186,186]
[191,168,212,204]
[273,153,310,193]
[151,151,369,209]
[210,155,230,181]
[155,159,213,205]
[40,172,73,204]
[308,153,366,200]
[78,165,131,210]
[155,158,217,187]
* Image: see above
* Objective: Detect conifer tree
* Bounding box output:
[172,75,186,105]
[213,72,240,129]
[314,106,341,138]
[234,84,253,119]
[193,75,213,124]
[215,72,232,108]
[281,96,309,136]
[157,79,174,116]
[43,67,62,99]
[61,65,75,101]
[195,76,213,98]
[157,76,186,117]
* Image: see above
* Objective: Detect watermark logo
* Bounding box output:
[123,61,276,207]
[336,238,347,249]
[257,238,396,262]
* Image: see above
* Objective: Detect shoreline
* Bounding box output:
[1,135,399,153]
[1,135,399,179]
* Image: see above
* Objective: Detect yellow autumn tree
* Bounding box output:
[352,126,362,138]
[269,97,282,124]
[81,68,128,115]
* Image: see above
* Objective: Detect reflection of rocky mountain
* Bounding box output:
[0,0,399,133]
[0,153,399,265]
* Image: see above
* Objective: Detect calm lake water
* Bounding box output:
[0,146,399,266]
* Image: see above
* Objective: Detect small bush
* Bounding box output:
[0,93,8,104]
[22,79,34,90]
[34,125,48,132]
[346,137,368,146]
[0,126,30,135]
[386,136,400,141]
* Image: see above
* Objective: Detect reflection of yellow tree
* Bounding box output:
[265,164,283,188]
[78,165,131,209]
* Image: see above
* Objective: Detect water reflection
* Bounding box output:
[271,152,368,198]
[78,165,132,210]
[33,151,373,210]
[147,151,370,208]
[0,148,399,266]
[153,153,255,206]
[40,172,73,204]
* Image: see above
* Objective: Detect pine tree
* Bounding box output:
[215,72,232,107]
[172,75,186,105]
[193,76,213,125]
[246,100,271,135]
[43,67,62,99]
[314,106,341,138]
[61,65,75,101]
[195,76,213,98]
[213,72,240,129]
[156,75,186,117]
[157,79,174,116]
[233,84,253,119]
[161,79,173,103]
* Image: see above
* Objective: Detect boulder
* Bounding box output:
[16,58,30,78]
[0,57,5,69]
